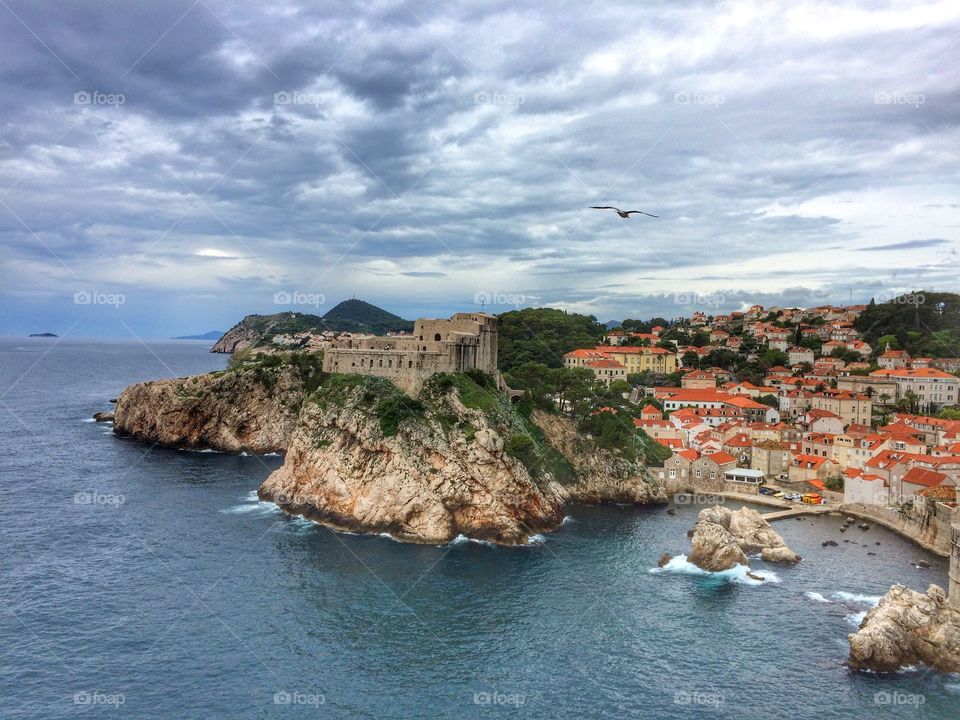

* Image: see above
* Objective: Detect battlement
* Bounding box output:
[322,312,498,397]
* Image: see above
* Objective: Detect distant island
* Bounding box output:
[172,331,224,341]
[28,333,57,337]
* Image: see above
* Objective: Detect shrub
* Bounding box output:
[375,394,424,437]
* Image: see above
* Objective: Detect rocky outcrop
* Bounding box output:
[93,411,115,422]
[111,360,665,545]
[532,410,667,506]
[848,584,960,672]
[210,317,265,353]
[687,506,801,572]
[113,363,314,453]
[259,380,665,545]
[259,394,562,545]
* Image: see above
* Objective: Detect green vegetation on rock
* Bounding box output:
[497,307,605,372]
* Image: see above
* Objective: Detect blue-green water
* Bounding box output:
[1,338,957,719]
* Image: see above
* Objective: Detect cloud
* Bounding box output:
[855,238,951,251]
[0,0,958,336]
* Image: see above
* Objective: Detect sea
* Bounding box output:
[1,337,957,719]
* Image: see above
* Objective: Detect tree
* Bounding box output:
[756,394,779,409]
[497,308,606,372]
[759,349,789,368]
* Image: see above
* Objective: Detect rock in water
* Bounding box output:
[658,553,673,568]
[746,571,764,581]
[93,411,115,422]
[761,546,802,563]
[686,506,801,572]
[687,506,749,571]
[848,584,960,673]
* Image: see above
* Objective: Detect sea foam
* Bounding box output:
[649,554,780,586]
[804,591,831,603]
[833,591,882,606]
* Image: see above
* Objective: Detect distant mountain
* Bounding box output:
[603,320,621,329]
[28,332,58,337]
[210,300,413,353]
[172,331,224,340]
[322,299,413,335]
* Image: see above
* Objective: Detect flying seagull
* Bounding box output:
[590,206,658,218]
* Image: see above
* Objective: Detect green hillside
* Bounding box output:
[323,299,414,334]
[855,291,960,358]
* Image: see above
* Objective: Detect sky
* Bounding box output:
[0,0,958,338]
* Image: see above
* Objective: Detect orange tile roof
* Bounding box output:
[901,467,948,488]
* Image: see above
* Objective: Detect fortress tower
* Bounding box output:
[322,312,499,397]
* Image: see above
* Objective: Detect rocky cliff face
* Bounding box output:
[113,362,316,453]
[259,376,665,544]
[112,360,665,545]
[210,317,264,353]
[848,584,960,672]
[531,410,667,506]
[259,388,562,544]
[687,506,801,572]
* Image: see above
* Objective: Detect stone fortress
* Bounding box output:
[322,312,499,397]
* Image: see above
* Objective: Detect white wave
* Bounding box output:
[845,611,867,627]
[649,554,780,585]
[81,418,96,423]
[240,451,249,457]
[264,452,281,456]
[946,683,960,695]
[804,591,831,604]
[445,533,496,548]
[526,534,546,545]
[378,532,402,542]
[833,591,882,606]
[562,516,576,525]
[221,502,279,514]
[243,490,260,502]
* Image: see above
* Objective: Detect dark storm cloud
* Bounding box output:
[0,0,958,336]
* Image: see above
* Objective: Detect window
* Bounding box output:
[434,333,442,341]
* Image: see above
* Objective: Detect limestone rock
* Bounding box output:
[532,410,667,506]
[686,505,800,572]
[848,584,960,673]
[112,363,312,453]
[760,546,802,563]
[93,411,115,422]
